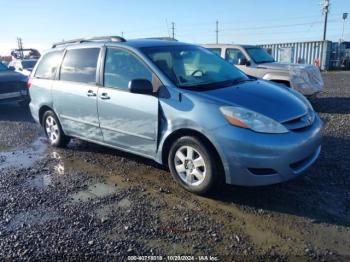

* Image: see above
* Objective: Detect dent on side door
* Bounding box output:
[52,81,103,141]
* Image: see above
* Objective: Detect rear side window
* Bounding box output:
[104,48,152,90]
[225,48,246,65]
[35,51,63,79]
[60,48,100,84]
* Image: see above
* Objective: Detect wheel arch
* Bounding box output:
[160,128,225,181]
[38,105,54,126]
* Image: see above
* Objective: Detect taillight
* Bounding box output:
[27,79,32,89]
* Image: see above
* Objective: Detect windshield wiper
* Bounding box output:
[228,77,255,86]
[257,60,275,64]
[179,78,253,90]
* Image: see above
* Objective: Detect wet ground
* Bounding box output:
[0,72,349,261]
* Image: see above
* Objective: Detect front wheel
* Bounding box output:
[42,110,70,147]
[168,136,221,195]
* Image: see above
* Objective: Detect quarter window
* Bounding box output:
[225,48,246,65]
[104,48,152,90]
[60,48,100,84]
[34,51,63,79]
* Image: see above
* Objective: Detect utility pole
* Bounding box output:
[319,0,330,71]
[322,0,330,41]
[171,22,175,39]
[341,13,348,42]
[215,20,219,44]
[17,37,24,59]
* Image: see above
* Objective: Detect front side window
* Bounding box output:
[142,45,248,90]
[34,51,63,79]
[225,48,246,65]
[60,48,100,84]
[104,48,152,90]
[245,47,275,64]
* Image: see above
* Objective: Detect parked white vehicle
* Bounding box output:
[203,44,324,96]
[8,59,37,76]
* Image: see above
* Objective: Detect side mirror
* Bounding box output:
[238,58,250,66]
[8,66,15,71]
[128,79,153,95]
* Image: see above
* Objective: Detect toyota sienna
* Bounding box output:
[29,36,323,195]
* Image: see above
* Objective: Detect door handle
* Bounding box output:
[100,93,110,100]
[87,90,96,97]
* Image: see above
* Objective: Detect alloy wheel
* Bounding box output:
[45,116,59,144]
[174,145,206,186]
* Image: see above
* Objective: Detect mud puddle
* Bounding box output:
[0,136,47,171]
[5,209,59,232]
[70,183,119,203]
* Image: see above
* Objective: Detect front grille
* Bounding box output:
[282,111,315,131]
[0,81,26,94]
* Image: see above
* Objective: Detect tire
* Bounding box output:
[168,136,221,195]
[42,110,70,147]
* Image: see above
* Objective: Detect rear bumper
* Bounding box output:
[209,115,323,186]
[29,102,40,124]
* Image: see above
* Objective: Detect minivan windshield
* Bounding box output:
[141,45,249,90]
[245,47,275,64]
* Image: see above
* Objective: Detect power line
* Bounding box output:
[174,12,347,30]
[221,20,331,32]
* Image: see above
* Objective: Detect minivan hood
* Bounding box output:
[192,80,308,123]
[257,62,309,71]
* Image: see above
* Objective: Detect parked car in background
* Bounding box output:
[203,44,324,97]
[11,48,41,60]
[0,62,29,106]
[29,36,323,195]
[8,59,38,76]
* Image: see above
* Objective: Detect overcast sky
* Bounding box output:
[0,0,349,55]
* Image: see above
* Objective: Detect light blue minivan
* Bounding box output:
[29,36,323,194]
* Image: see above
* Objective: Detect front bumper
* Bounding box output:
[209,115,323,186]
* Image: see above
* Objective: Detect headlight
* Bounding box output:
[220,106,289,134]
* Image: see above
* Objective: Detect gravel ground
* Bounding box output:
[0,72,349,261]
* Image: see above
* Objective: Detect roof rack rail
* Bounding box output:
[144,37,178,41]
[52,35,126,48]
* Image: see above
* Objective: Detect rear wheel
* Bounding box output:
[42,111,70,147]
[168,136,221,195]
